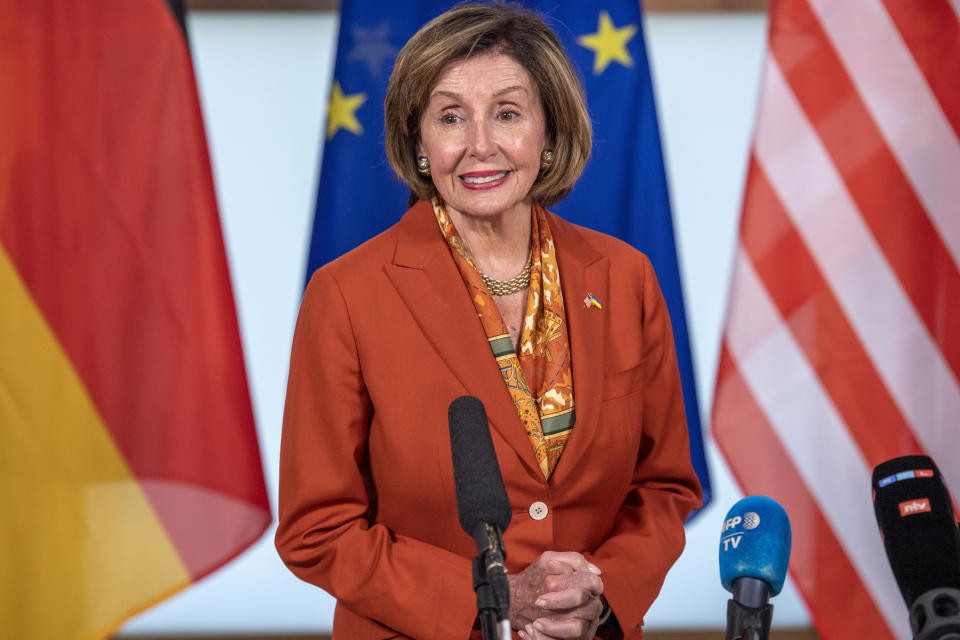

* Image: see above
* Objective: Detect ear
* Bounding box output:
[416,140,425,157]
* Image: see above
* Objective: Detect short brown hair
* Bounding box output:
[384,2,592,207]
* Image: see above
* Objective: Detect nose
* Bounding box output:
[467,119,496,161]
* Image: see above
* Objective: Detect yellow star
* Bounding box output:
[325,80,367,140]
[577,11,638,75]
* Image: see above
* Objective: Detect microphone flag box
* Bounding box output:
[718,496,792,596]
[871,454,960,608]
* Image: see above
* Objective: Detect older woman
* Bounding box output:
[275,4,702,640]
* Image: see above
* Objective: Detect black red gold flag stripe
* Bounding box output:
[0,1,270,637]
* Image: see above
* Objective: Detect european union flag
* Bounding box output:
[306,0,711,515]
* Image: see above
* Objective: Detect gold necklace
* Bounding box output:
[479,251,533,296]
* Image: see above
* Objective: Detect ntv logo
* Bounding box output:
[898,498,931,517]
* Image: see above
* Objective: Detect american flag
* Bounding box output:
[711,1,960,638]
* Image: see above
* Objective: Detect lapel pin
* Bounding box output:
[584,293,602,310]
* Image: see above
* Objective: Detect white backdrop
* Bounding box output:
[120,9,815,634]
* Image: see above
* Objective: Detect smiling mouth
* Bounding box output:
[461,171,510,184]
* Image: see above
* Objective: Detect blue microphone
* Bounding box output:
[719,496,792,640]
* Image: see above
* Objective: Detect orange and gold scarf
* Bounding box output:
[433,198,574,479]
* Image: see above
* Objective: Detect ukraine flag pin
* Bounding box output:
[583,293,602,310]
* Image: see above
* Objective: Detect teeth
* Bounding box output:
[462,171,508,184]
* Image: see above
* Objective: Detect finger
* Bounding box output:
[544,597,604,622]
[542,571,604,596]
[536,587,596,610]
[533,616,590,639]
[543,559,574,576]
[539,551,601,575]
[524,621,566,640]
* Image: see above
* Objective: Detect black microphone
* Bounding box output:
[448,396,512,640]
[718,496,792,640]
[872,455,960,639]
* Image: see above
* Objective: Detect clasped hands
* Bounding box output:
[508,551,604,640]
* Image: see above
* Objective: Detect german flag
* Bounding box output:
[0,1,271,638]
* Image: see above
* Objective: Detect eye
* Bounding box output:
[440,113,461,125]
[498,110,520,122]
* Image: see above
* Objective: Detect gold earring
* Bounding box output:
[540,150,554,170]
[416,156,431,177]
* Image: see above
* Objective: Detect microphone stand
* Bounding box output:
[726,578,773,640]
[473,556,499,640]
[911,587,960,640]
[471,523,511,640]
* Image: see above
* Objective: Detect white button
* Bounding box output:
[529,501,549,520]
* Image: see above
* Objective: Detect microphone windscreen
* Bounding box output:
[872,455,960,606]
[719,496,791,596]
[448,396,512,536]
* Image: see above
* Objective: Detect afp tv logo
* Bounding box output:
[720,511,760,551]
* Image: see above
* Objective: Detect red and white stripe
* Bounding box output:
[712,1,960,638]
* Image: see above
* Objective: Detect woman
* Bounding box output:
[275,4,702,639]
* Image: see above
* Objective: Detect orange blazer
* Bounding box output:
[276,201,702,640]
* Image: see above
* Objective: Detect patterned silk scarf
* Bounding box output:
[433,198,574,479]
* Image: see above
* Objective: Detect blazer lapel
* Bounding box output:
[548,214,609,484]
[385,202,543,477]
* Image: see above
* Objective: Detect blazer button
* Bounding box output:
[529,501,549,520]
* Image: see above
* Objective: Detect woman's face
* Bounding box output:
[418,52,548,224]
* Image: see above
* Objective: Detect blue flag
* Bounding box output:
[306,0,711,514]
